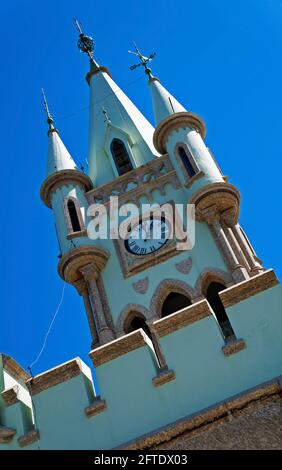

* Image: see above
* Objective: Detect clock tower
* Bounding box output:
[40,26,264,353]
[1,23,282,452]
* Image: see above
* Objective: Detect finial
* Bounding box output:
[41,89,58,135]
[102,107,111,124]
[74,18,95,61]
[128,43,156,78]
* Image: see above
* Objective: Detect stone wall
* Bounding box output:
[153,394,282,450]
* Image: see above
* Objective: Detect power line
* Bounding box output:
[28,282,66,372]
[56,73,146,122]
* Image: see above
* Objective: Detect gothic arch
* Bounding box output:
[194,268,233,298]
[64,196,85,234]
[115,303,152,337]
[150,279,197,319]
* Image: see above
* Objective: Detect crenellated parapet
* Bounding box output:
[1,269,281,450]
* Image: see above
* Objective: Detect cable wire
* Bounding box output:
[28,282,66,371]
[56,74,146,122]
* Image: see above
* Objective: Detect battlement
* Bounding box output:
[1,270,282,449]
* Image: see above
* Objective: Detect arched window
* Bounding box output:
[161,292,192,318]
[110,138,133,176]
[206,282,235,340]
[67,199,81,233]
[178,145,197,178]
[124,313,152,339]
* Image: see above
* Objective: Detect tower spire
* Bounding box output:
[41,88,57,135]
[77,28,159,186]
[128,43,156,78]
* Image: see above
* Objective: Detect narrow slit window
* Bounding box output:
[67,199,81,233]
[111,138,133,176]
[178,145,197,178]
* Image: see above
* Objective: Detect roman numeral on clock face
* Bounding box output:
[125,218,170,256]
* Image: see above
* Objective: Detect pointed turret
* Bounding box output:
[40,91,92,209]
[41,89,78,177]
[46,131,78,176]
[149,77,187,125]
[40,83,114,348]
[76,28,159,187]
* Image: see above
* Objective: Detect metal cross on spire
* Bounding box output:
[41,89,57,135]
[102,107,111,124]
[74,18,95,60]
[128,43,156,77]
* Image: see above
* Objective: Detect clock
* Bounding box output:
[124,218,170,256]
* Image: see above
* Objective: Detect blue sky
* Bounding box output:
[1,0,281,375]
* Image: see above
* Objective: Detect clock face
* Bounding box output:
[124,218,170,256]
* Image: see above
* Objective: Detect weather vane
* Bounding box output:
[128,43,156,77]
[74,18,95,60]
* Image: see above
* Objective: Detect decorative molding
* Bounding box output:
[73,279,88,296]
[85,398,107,418]
[132,277,149,294]
[175,257,192,274]
[0,426,16,444]
[152,369,176,387]
[85,154,180,207]
[86,66,112,84]
[117,376,282,450]
[114,236,182,279]
[89,330,147,367]
[40,169,93,209]
[184,171,204,188]
[219,269,279,308]
[115,303,152,337]
[1,354,30,383]
[150,278,197,319]
[222,338,246,357]
[79,262,100,282]
[26,358,85,396]
[153,112,206,154]
[67,229,88,240]
[153,299,213,337]
[18,429,40,448]
[1,386,19,406]
[57,245,110,285]
[194,267,233,298]
[189,182,240,225]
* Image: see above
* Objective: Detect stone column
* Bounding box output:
[147,323,168,370]
[80,263,115,345]
[202,206,249,282]
[74,279,99,348]
[233,224,263,274]
[223,226,250,273]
